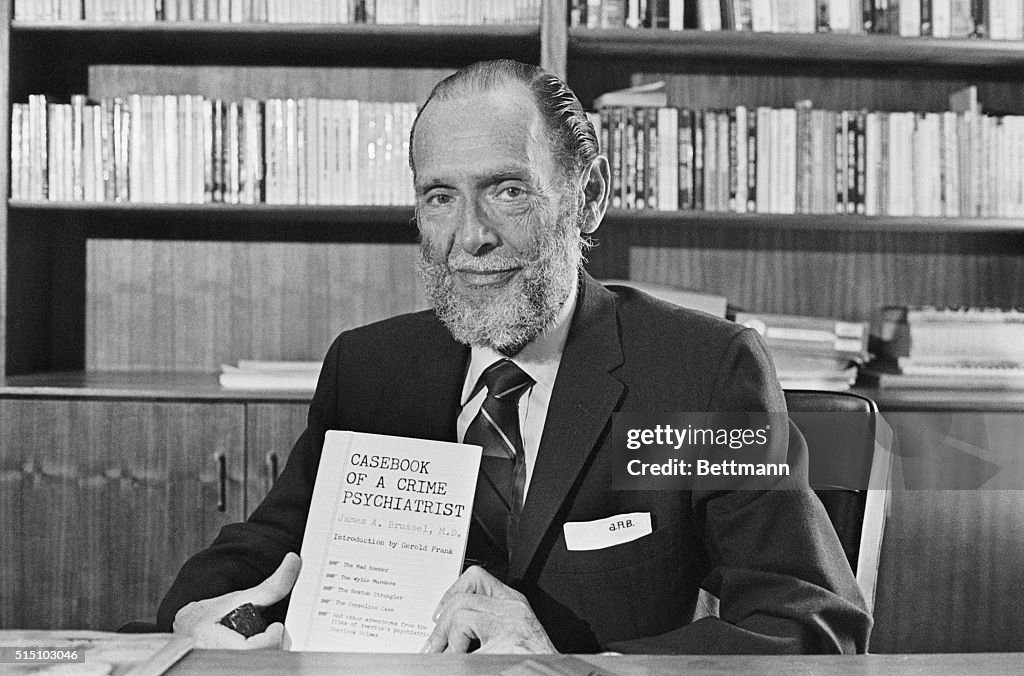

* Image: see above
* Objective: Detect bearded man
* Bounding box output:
[157,60,871,655]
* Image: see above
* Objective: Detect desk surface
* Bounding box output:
[171,650,1024,675]
[1,631,1022,675]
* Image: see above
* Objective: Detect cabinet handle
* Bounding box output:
[268,453,280,483]
[216,453,227,512]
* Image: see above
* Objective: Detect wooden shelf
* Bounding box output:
[601,209,1024,234]
[10,202,1024,235]
[8,200,416,223]
[6,201,420,241]
[0,370,313,402]
[570,28,1024,69]
[4,370,1024,411]
[10,21,541,67]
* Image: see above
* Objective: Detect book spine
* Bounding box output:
[678,108,694,209]
[746,107,757,212]
[717,109,730,211]
[71,95,85,202]
[657,107,678,211]
[624,107,637,209]
[694,109,705,211]
[635,108,647,209]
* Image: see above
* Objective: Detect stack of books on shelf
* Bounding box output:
[570,0,1011,38]
[219,360,321,391]
[589,86,1024,218]
[13,0,542,24]
[10,94,416,206]
[734,311,870,391]
[865,307,1024,389]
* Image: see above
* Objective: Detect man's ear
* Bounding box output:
[578,155,610,235]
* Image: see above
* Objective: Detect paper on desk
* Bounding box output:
[285,431,481,652]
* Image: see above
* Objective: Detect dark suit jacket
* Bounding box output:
[157,273,871,653]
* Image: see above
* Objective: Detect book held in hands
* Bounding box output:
[285,431,481,652]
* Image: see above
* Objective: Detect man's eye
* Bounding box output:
[426,193,453,206]
[500,186,525,199]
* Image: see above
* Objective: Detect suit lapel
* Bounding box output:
[510,274,625,578]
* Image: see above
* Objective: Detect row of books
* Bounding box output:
[571,0,1017,39]
[11,94,417,206]
[13,0,542,23]
[591,100,1024,218]
[866,307,1024,389]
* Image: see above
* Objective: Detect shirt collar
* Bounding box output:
[460,279,579,405]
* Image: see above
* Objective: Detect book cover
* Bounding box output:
[679,108,695,209]
[285,431,481,652]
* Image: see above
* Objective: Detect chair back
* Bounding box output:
[784,390,892,611]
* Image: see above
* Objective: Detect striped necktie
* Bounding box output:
[464,359,534,576]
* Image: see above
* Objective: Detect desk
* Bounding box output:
[1,632,1022,676]
[171,650,1024,675]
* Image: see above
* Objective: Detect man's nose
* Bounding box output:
[457,200,500,255]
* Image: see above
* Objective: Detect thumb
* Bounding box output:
[246,552,302,607]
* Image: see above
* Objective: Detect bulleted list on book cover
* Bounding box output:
[285,431,481,652]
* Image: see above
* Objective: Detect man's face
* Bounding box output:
[412,83,583,355]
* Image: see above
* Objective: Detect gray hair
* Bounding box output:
[409,59,599,180]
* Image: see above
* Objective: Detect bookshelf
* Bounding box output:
[2,0,1024,647]
[5,4,1024,383]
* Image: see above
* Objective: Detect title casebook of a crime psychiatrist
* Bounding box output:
[285,431,482,652]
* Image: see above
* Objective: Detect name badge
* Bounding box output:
[562,512,653,551]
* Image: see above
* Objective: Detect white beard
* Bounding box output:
[416,199,584,355]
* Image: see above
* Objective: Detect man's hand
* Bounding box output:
[172,552,301,649]
[422,566,557,654]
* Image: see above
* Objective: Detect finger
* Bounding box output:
[247,552,302,607]
[433,566,507,620]
[427,609,476,655]
[421,623,447,654]
[215,552,303,615]
[193,623,249,649]
[244,622,284,650]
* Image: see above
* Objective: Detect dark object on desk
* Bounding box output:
[220,603,267,638]
[785,389,891,612]
[118,618,159,633]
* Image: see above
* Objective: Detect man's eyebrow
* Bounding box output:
[481,169,534,185]
[414,179,454,194]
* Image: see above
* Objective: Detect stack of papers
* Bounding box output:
[219,360,322,391]
[735,312,869,391]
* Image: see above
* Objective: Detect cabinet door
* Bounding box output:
[0,398,245,630]
[245,402,310,515]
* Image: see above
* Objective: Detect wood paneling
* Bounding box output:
[245,403,310,514]
[86,240,427,371]
[0,399,244,630]
[871,412,1024,652]
[585,225,1024,322]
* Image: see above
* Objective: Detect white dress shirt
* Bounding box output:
[456,281,578,504]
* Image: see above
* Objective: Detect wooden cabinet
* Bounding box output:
[245,402,309,514]
[0,397,244,630]
[0,388,311,631]
[864,394,1024,653]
